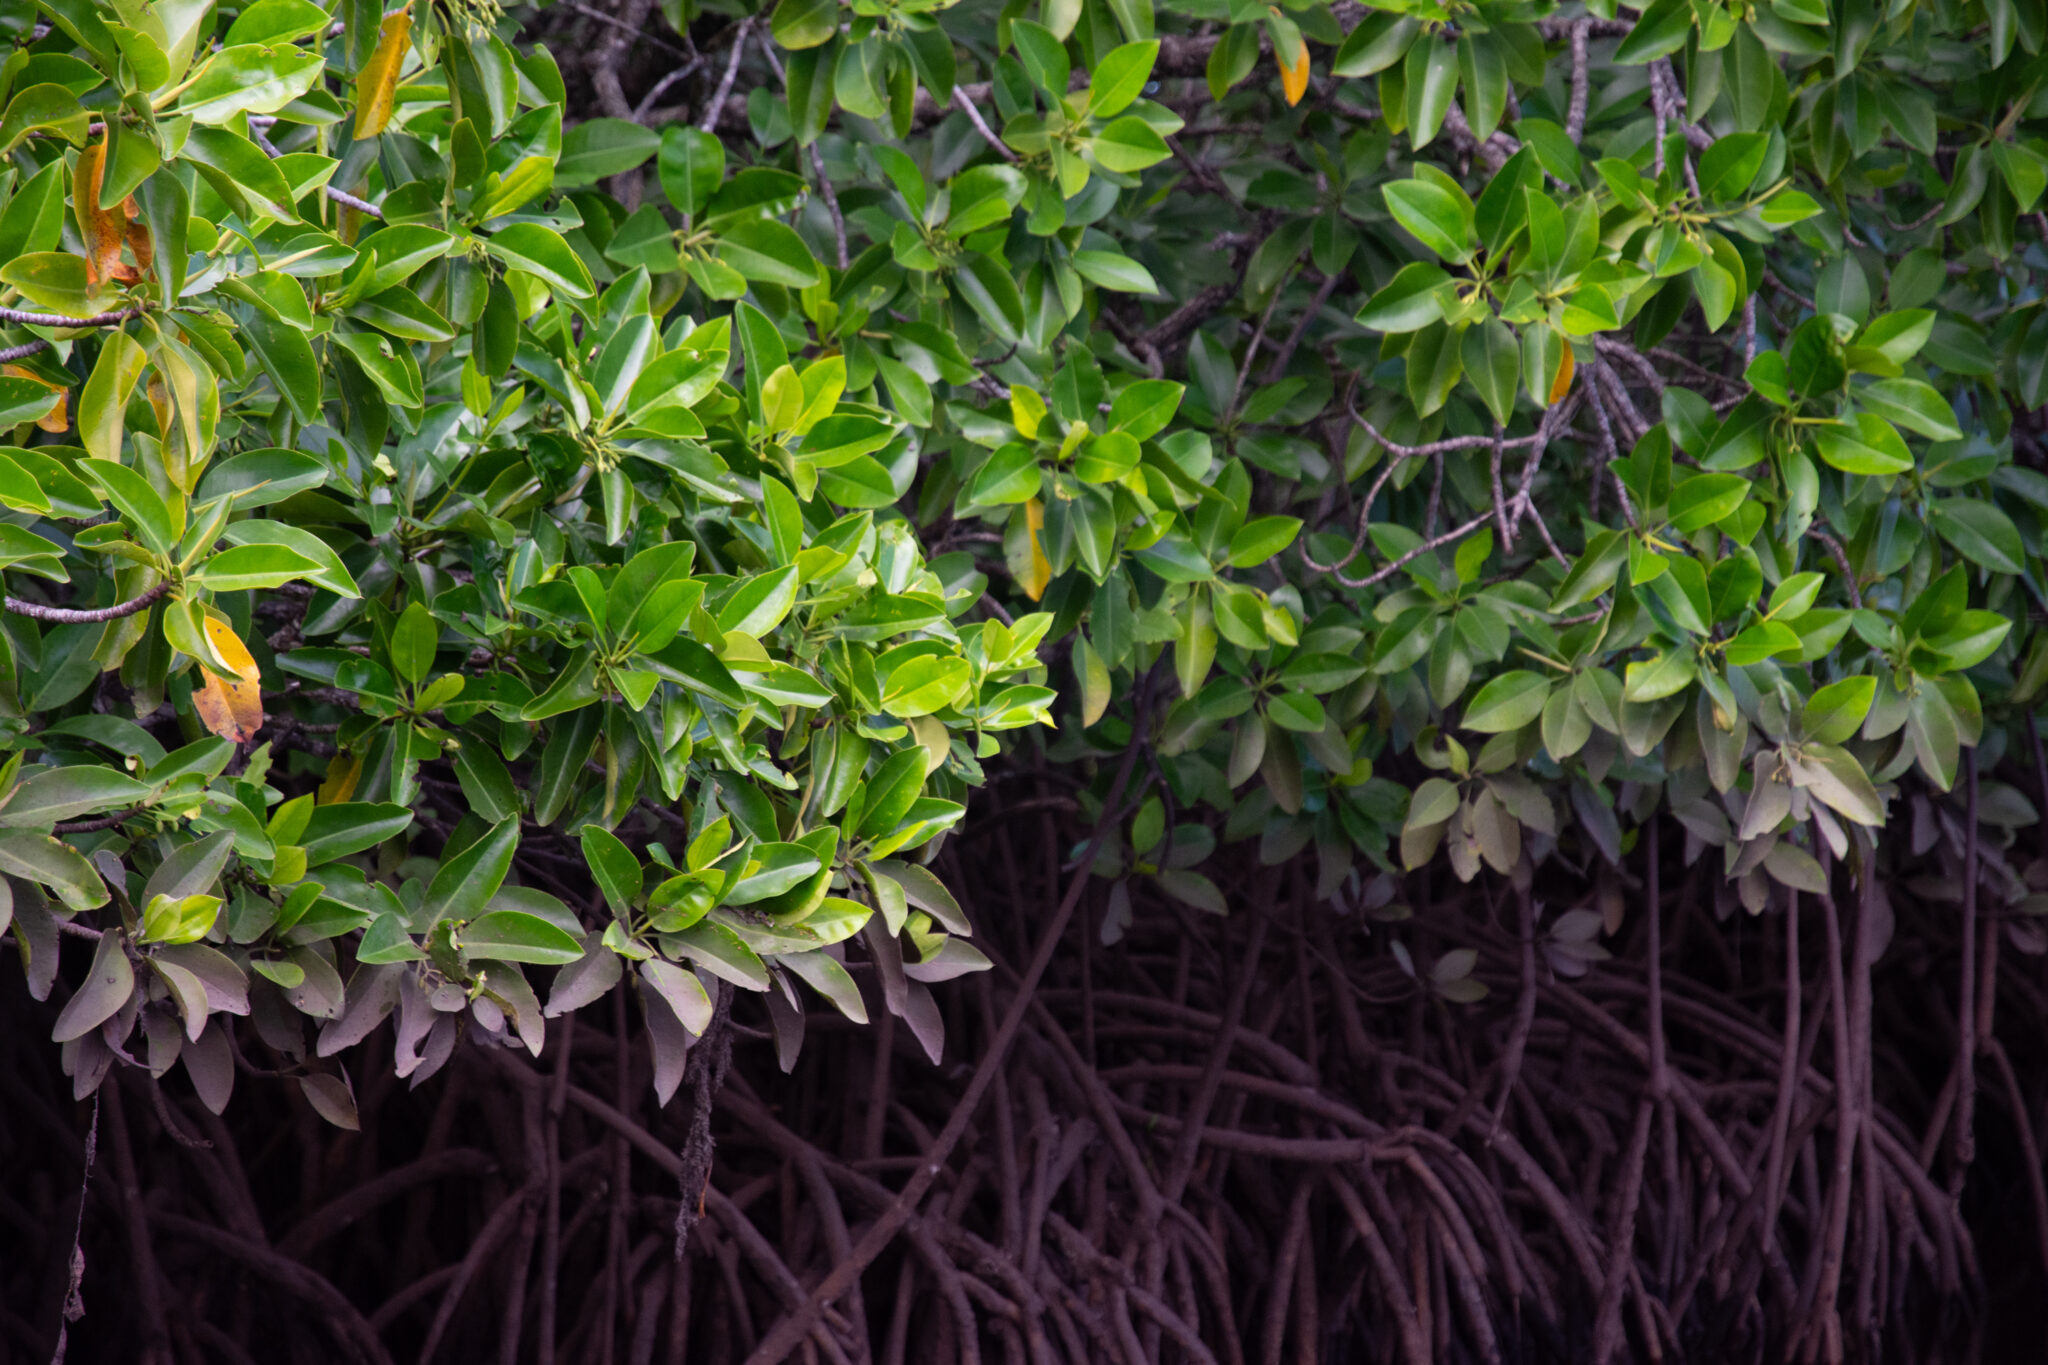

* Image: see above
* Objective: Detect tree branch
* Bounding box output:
[6,580,170,624]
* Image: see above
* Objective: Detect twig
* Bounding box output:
[1808,528,1862,608]
[0,305,143,329]
[699,17,757,134]
[1331,511,1493,589]
[1262,271,1339,385]
[809,144,849,270]
[54,811,140,833]
[1347,408,1551,460]
[7,581,170,624]
[674,984,736,1258]
[1565,21,1591,143]
[1488,422,1512,551]
[568,1,689,57]
[1230,289,1284,419]
[952,88,1018,164]
[324,185,383,219]
[635,62,702,121]
[47,1096,98,1365]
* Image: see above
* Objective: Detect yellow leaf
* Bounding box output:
[319,751,362,804]
[1018,497,1051,601]
[192,614,263,744]
[72,141,128,288]
[910,714,949,775]
[1078,634,1109,727]
[1548,344,1575,406]
[1278,37,1310,107]
[1009,385,1045,440]
[354,4,414,141]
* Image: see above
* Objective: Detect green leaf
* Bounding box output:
[1615,0,1697,63]
[299,803,414,864]
[559,118,661,186]
[1228,516,1302,568]
[582,825,644,918]
[1268,691,1326,732]
[485,223,596,298]
[241,309,323,425]
[1462,670,1549,732]
[716,218,823,287]
[175,44,325,123]
[1698,133,1768,199]
[1011,19,1071,96]
[419,818,520,925]
[0,252,111,317]
[1089,116,1171,173]
[1803,676,1876,744]
[79,458,176,557]
[220,521,362,597]
[1071,249,1159,294]
[0,84,88,153]
[465,910,585,964]
[1858,378,1961,440]
[660,126,725,216]
[1155,868,1227,914]
[1403,34,1458,148]
[1333,14,1418,77]
[190,543,324,592]
[1089,40,1159,118]
[1800,743,1886,825]
[390,601,438,685]
[1108,380,1184,439]
[182,125,299,222]
[80,331,147,465]
[1930,498,2026,574]
[1811,413,1913,476]
[0,766,149,827]
[1404,776,1461,831]
[1383,178,1472,261]
[1460,318,1519,424]
[1667,473,1749,533]
[883,655,971,716]
[51,931,131,1041]
[718,564,800,636]
[1622,650,1697,701]
[1358,261,1453,333]
[0,831,107,912]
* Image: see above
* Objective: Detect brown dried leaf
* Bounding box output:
[72,141,127,288]
[122,197,152,276]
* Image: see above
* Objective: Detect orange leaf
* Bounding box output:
[354,4,414,141]
[1278,37,1310,107]
[72,141,127,288]
[122,197,153,278]
[1548,345,1575,406]
[192,615,264,744]
[35,387,68,433]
